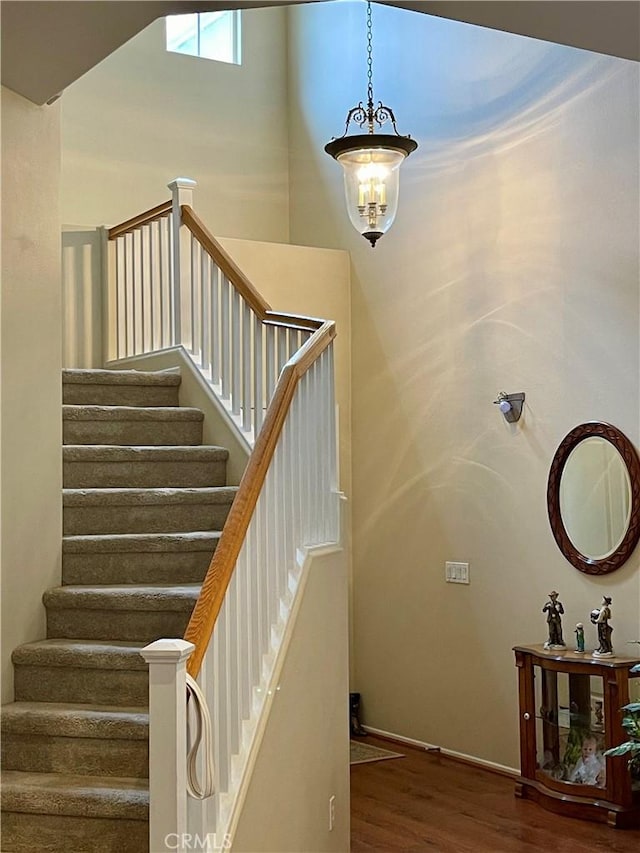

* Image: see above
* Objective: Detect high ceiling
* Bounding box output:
[1,0,638,106]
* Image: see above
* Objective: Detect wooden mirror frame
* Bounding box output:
[547,422,640,575]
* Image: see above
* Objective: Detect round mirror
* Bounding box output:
[547,423,640,575]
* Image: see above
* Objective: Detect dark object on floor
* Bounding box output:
[350,692,367,737]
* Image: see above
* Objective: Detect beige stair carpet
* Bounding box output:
[1,368,238,852]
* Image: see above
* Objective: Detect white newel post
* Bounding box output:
[100,225,117,363]
[168,177,197,349]
[141,638,195,853]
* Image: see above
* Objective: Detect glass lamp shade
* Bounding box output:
[325,133,417,247]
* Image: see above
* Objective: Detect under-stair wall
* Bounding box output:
[231,544,350,853]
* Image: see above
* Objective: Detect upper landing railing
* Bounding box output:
[106,178,327,445]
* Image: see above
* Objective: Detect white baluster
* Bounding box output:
[115,239,125,359]
[162,214,171,348]
[289,390,301,549]
[213,607,229,794]
[329,347,338,540]
[310,360,320,544]
[188,236,195,358]
[194,236,203,360]
[253,488,268,661]
[276,443,289,599]
[265,325,275,407]
[246,527,260,710]
[287,414,297,561]
[221,275,231,401]
[321,351,329,542]
[167,213,176,346]
[125,232,134,357]
[236,540,252,723]
[134,228,143,354]
[141,225,151,352]
[231,289,241,416]
[242,301,252,433]
[253,318,264,436]
[270,444,283,606]
[225,572,240,755]
[264,462,278,643]
[246,517,262,690]
[150,221,160,350]
[277,327,287,377]
[211,264,220,387]
[303,372,312,543]
[201,251,210,377]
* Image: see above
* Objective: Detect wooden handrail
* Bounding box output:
[108,200,172,240]
[181,205,272,319]
[181,205,326,335]
[263,311,324,331]
[183,320,336,678]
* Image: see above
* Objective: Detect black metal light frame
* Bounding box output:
[324,1,417,247]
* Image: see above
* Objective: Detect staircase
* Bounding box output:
[1,368,237,852]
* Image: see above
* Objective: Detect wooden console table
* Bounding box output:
[514,644,640,828]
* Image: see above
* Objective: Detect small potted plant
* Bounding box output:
[604,661,640,783]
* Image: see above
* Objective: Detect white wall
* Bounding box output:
[1,88,62,702]
[287,2,640,769]
[232,546,350,853]
[61,8,290,242]
[62,227,104,368]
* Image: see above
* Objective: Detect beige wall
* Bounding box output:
[288,2,640,769]
[1,88,62,702]
[61,8,290,242]
[232,545,350,853]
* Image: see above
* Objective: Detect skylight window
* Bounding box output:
[166,11,241,65]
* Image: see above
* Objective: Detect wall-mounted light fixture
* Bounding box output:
[494,391,525,423]
[324,1,417,248]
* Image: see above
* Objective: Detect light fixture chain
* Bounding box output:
[366,0,374,110]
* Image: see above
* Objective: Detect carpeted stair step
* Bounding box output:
[44,584,200,642]
[1,771,148,852]
[62,531,220,585]
[1,702,148,778]
[63,444,229,488]
[63,405,204,446]
[63,486,238,535]
[12,640,148,706]
[63,367,180,407]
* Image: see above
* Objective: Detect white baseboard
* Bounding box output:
[363,725,518,778]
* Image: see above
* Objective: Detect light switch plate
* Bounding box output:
[445,561,470,584]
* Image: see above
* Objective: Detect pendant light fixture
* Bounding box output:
[324,0,417,248]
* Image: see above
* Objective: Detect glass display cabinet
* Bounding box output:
[514,644,640,827]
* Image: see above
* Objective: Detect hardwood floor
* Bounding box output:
[351,737,640,852]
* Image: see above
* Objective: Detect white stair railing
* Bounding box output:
[186,340,340,846]
[106,178,318,446]
[107,198,175,360]
[109,180,341,851]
